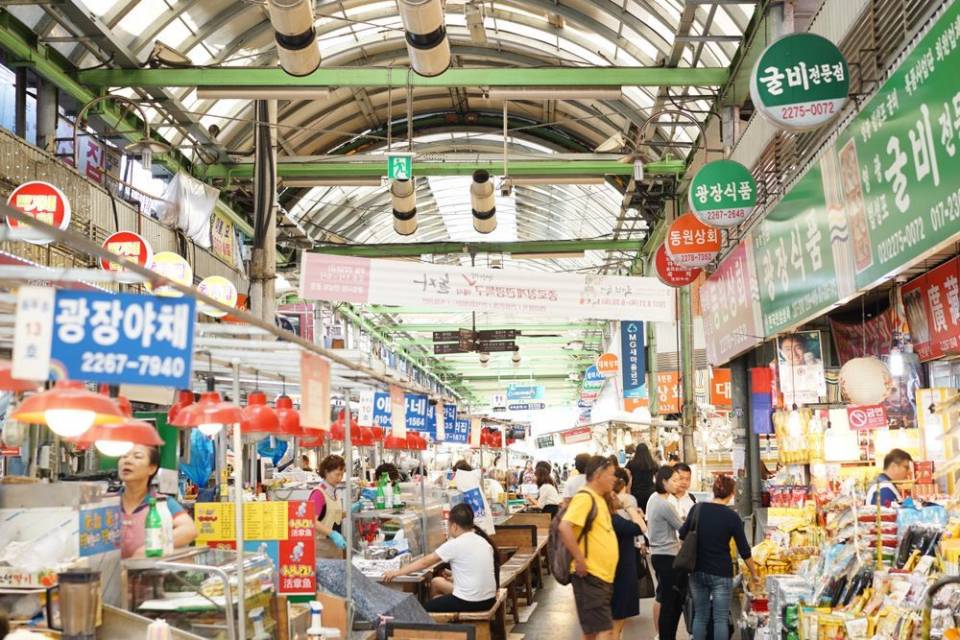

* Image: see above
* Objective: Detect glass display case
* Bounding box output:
[121,547,276,640]
[351,481,445,559]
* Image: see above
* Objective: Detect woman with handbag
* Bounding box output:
[678,475,759,640]
[646,465,686,640]
[607,488,647,640]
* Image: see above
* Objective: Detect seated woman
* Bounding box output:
[526,461,562,517]
[382,503,499,612]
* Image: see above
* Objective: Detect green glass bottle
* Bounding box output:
[144,497,163,558]
[374,474,386,510]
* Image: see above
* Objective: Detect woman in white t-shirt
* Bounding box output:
[526,462,562,517]
[383,503,499,612]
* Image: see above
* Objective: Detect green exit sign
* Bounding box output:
[387,153,414,180]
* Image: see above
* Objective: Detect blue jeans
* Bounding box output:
[689,571,733,640]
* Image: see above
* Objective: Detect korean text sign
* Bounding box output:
[404,393,430,433]
[442,405,460,441]
[16,287,195,387]
[619,321,646,399]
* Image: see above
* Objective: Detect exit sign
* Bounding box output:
[387,153,414,180]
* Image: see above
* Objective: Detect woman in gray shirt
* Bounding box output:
[646,465,685,640]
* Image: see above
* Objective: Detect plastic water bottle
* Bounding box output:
[384,475,394,510]
[156,499,175,555]
[250,607,271,640]
[306,601,325,638]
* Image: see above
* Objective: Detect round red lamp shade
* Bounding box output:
[169,391,242,428]
[240,391,280,435]
[75,420,164,446]
[0,360,41,393]
[13,380,125,427]
[275,395,304,438]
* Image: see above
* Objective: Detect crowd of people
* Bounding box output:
[515,445,757,640]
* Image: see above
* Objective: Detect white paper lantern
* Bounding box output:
[839,357,894,405]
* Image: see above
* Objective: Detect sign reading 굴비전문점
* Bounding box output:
[13,287,195,388]
[688,159,757,228]
[750,32,849,131]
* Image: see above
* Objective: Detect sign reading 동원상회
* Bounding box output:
[750,32,849,131]
[688,159,757,228]
[12,287,195,387]
[299,254,675,323]
[664,212,722,269]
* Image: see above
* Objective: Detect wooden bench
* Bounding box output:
[494,524,545,591]
[386,621,477,639]
[428,588,508,640]
[503,512,552,533]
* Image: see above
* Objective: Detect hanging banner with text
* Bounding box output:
[404,393,430,433]
[902,257,960,360]
[13,287,195,387]
[300,352,331,430]
[390,385,406,438]
[300,254,675,322]
[619,321,647,399]
[701,239,764,365]
[656,371,682,415]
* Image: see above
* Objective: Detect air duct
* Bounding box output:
[470,170,496,234]
[399,0,451,77]
[267,0,320,77]
[391,178,418,236]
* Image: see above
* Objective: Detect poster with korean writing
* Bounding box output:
[279,501,316,595]
[829,307,898,363]
[300,352,331,430]
[209,209,236,266]
[902,257,960,359]
[78,505,121,557]
[20,288,196,387]
[710,369,733,409]
[825,2,960,292]
[752,163,841,336]
[656,371,681,415]
[701,239,764,364]
[619,321,647,399]
[404,393,430,433]
[300,254,675,322]
[776,330,826,404]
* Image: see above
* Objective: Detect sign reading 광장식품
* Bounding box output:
[688,159,757,228]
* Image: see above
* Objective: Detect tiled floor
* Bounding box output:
[513,577,690,640]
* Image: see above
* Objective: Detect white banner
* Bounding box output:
[300,254,676,322]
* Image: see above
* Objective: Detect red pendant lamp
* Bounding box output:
[276,394,304,439]
[75,419,164,457]
[13,380,125,438]
[240,390,281,442]
[115,395,133,419]
[383,433,408,450]
[168,390,195,424]
[170,379,242,437]
[406,432,427,451]
[299,431,326,448]
[0,360,41,393]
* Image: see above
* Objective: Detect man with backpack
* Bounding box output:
[557,456,619,640]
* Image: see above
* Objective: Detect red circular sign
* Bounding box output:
[654,244,702,287]
[100,231,153,282]
[664,212,722,269]
[5,181,71,245]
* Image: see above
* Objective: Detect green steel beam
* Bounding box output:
[384,323,600,332]
[207,158,684,180]
[0,13,255,237]
[78,67,729,89]
[316,239,642,258]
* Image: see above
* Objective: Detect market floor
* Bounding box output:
[512,578,689,640]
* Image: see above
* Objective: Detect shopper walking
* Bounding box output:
[383,503,499,612]
[679,476,759,640]
[527,461,562,517]
[610,477,647,640]
[562,452,592,506]
[558,456,619,640]
[647,465,686,640]
[669,462,696,519]
[626,443,658,514]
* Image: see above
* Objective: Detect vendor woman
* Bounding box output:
[309,454,348,556]
[119,444,197,559]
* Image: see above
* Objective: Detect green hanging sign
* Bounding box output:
[688,159,757,228]
[750,33,849,131]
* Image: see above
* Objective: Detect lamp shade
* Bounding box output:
[75,419,164,457]
[839,357,894,405]
[170,391,242,437]
[275,395,304,439]
[13,380,125,438]
[116,395,133,418]
[329,411,356,441]
[299,432,326,448]
[353,426,376,447]
[383,434,408,450]
[168,390,195,424]
[240,391,280,437]
[0,360,41,393]
[406,432,427,450]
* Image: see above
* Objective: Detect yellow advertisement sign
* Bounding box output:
[210,210,235,265]
[195,502,288,542]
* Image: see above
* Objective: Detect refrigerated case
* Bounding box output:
[121,547,276,640]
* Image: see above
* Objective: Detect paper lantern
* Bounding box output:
[839,357,894,405]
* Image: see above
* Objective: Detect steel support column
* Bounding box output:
[249,100,277,323]
[679,285,697,464]
[36,77,57,152]
[78,66,730,89]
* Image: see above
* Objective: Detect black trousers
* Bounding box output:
[425,594,496,613]
[651,554,685,640]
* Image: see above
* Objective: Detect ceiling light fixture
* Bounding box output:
[76,420,165,458]
[13,381,125,439]
[267,0,321,76]
[471,170,497,234]
[170,379,242,437]
[391,178,418,235]
[399,0,451,77]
